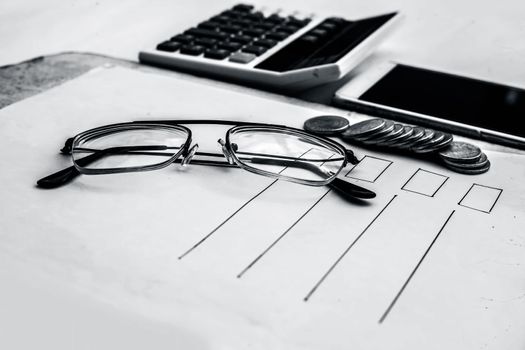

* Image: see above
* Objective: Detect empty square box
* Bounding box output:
[402,168,448,197]
[345,156,392,183]
[459,184,503,213]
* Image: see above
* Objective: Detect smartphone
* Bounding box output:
[333,62,525,149]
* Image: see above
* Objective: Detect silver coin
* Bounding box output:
[376,124,410,146]
[411,131,446,153]
[362,123,404,145]
[354,120,395,142]
[408,129,435,150]
[410,128,435,149]
[438,141,482,163]
[304,115,350,135]
[408,126,425,140]
[444,159,491,175]
[383,125,414,147]
[422,132,454,153]
[397,126,425,149]
[381,123,405,139]
[443,152,489,169]
[342,118,386,139]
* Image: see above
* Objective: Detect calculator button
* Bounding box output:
[232,4,254,12]
[275,25,300,34]
[265,31,289,41]
[242,45,267,56]
[267,14,286,24]
[242,28,265,37]
[287,17,311,28]
[254,22,275,31]
[299,35,319,44]
[245,12,264,22]
[204,49,231,59]
[253,38,277,48]
[194,38,217,47]
[229,52,256,63]
[170,34,194,44]
[319,22,337,32]
[180,45,205,55]
[210,15,230,24]
[231,19,253,28]
[197,21,221,30]
[220,24,242,34]
[221,10,246,19]
[156,41,181,52]
[185,28,229,40]
[217,41,242,51]
[310,28,328,37]
[230,35,252,44]
[325,17,346,27]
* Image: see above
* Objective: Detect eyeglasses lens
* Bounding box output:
[229,128,345,183]
[72,125,188,172]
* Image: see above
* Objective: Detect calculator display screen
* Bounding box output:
[256,13,396,72]
[359,64,525,138]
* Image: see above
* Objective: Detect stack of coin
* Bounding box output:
[303,116,490,175]
[438,141,490,174]
[339,118,454,154]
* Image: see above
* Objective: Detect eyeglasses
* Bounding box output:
[37,120,375,199]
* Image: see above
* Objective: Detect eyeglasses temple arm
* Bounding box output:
[37,145,171,188]
[37,150,106,188]
[38,147,242,188]
[329,178,376,199]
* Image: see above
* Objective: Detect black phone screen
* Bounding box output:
[359,64,525,138]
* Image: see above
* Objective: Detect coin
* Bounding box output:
[354,120,395,141]
[410,128,435,149]
[444,159,491,175]
[411,131,446,153]
[397,126,425,149]
[342,118,386,139]
[438,141,482,163]
[304,115,350,135]
[383,125,414,147]
[442,152,488,169]
[362,123,404,145]
[421,132,454,153]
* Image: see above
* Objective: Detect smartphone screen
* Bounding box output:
[358,64,525,138]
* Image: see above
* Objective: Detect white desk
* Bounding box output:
[2,0,525,88]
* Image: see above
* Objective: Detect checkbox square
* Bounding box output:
[458,184,503,213]
[402,168,448,197]
[345,155,392,183]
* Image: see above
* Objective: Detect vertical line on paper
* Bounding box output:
[304,194,398,302]
[178,149,314,260]
[178,179,279,259]
[237,189,332,278]
[378,209,455,323]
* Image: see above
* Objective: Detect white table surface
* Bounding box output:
[2,0,525,88]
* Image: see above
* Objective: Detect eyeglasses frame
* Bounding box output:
[38,119,374,199]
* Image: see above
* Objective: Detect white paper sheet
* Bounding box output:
[0,66,524,350]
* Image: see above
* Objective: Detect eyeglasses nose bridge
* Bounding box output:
[218,139,235,165]
[181,144,199,166]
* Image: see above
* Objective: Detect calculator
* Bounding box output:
[139,4,400,90]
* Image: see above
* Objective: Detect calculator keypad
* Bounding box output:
[153,4,397,73]
[155,3,311,63]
